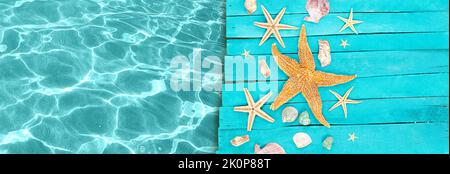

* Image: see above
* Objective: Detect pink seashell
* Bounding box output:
[244,0,257,14]
[254,143,286,154]
[259,59,271,78]
[304,0,330,23]
[231,135,250,147]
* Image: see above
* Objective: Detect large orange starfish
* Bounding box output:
[270,25,357,128]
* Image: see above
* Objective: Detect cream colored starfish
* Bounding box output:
[234,88,275,131]
[254,5,298,48]
[340,39,350,48]
[348,132,358,142]
[270,25,357,128]
[329,87,361,118]
[337,8,363,34]
[241,49,251,58]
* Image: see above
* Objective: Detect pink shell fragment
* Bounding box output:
[254,143,286,154]
[231,135,250,147]
[318,40,331,67]
[259,59,271,78]
[304,0,330,23]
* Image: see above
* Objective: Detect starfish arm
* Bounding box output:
[349,24,359,34]
[254,22,271,29]
[243,88,255,107]
[277,24,298,30]
[329,90,343,100]
[328,101,342,111]
[260,5,274,25]
[271,43,300,76]
[342,102,348,118]
[270,77,302,110]
[273,7,286,24]
[349,8,354,20]
[313,71,357,87]
[254,108,275,123]
[247,111,256,131]
[273,29,286,48]
[234,105,252,112]
[338,23,349,33]
[346,99,362,104]
[298,25,315,69]
[337,16,348,22]
[344,86,354,98]
[301,82,331,128]
[255,91,272,108]
[258,29,273,46]
[352,20,363,24]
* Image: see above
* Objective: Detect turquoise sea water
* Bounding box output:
[0,0,224,153]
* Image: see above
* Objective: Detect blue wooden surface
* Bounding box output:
[219,0,449,154]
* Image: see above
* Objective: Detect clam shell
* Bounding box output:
[244,0,257,15]
[293,132,312,148]
[231,135,250,147]
[304,0,330,23]
[318,40,331,67]
[322,136,334,150]
[254,143,286,154]
[282,106,298,123]
[299,111,311,126]
[259,59,271,78]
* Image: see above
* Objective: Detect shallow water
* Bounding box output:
[0,0,224,154]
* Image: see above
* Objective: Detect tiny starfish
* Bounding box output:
[242,49,251,58]
[254,5,298,48]
[234,88,275,131]
[340,39,350,48]
[337,8,363,34]
[270,25,357,128]
[329,87,361,118]
[348,133,358,142]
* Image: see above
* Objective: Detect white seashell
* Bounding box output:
[318,40,331,67]
[322,136,334,150]
[254,143,286,154]
[299,111,311,126]
[244,0,257,15]
[259,59,271,78]
[231,135,250,147]
[293,132,312,148]
[282,106,298,123]
[304,0,330,23]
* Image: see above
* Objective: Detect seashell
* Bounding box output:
[259,59,271,78]
[318,40,331,67]
[231,135,250,147]
[304,0,330,23]
[282,106,298,123]
[322,136,334,150]
[293,132,312,148]
[244,0,257,15]
[299,111,311,126]
[254,143,286,154]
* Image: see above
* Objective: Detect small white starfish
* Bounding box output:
[348,133,358,142]
[340,39,350,48]
[329,86,361,118]
[254,5,298,48]
[337,8,363,34]
[241,49,251,58]
[234,88,275,131]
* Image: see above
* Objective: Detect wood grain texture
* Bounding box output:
[217,122,449,154]
[227,12,449,38]
[227,32,449,55]
[224,50,449,82]
[227,0,449,16]
[222,73,449,107]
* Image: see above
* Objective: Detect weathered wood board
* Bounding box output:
[219,0,449,154]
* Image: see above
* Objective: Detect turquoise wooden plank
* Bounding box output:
[224,50,449,82]
[227,32,449,55]
[219,97,449,130]
[222,73,449,107]
[217,122,449,154]
[227,0,450,16]
[227,12,449,38]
